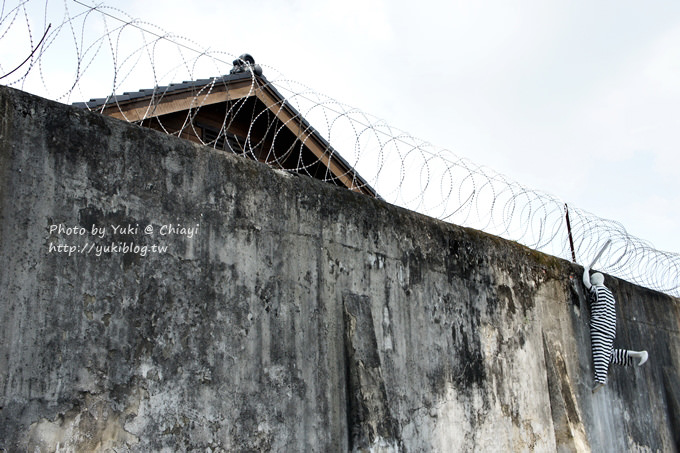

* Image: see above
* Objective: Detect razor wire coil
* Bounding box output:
[2,0,678,297]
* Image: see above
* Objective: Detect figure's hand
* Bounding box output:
[582,267,591,289]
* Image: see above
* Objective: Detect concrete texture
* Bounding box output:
[0,85,679,452]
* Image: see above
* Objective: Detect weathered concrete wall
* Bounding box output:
[0,85,678,452]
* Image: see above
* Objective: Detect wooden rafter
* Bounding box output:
[253,86,362,194]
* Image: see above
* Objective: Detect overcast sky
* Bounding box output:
[121,0,680,254]
[9,0,680,255]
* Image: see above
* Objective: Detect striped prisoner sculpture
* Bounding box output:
[583,269,648,391]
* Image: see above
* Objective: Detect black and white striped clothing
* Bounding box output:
[590,330,634,384]
[589,285,617,336]
[588,284,634,384]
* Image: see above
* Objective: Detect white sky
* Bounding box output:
[6,0,680,254]
[126,0,680,254]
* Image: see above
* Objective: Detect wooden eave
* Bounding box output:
[98,77,258,123]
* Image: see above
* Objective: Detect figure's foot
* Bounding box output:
[630,350,649,366]
[638,351,648,366]
[592,382,606,393]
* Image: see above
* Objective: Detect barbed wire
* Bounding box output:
[2,0,678,297]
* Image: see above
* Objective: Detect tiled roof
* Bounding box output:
[72,71,254,109]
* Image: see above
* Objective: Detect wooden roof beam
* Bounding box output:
[253,88,364,194]
[100,79,257,122]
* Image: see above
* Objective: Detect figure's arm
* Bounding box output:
[582,267,591,290]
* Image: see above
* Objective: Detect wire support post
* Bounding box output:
[565,203,576,263]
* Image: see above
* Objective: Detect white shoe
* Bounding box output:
[630,350,648,366]
[637,351,648,366]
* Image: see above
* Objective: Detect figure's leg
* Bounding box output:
[611,349,648,366]
[590,329,613,385]
[610,349,633,366]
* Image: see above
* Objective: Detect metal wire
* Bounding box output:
[2,0,678,297]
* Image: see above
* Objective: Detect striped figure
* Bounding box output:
[583,268,648,392]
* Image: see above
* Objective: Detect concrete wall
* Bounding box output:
[0,85,678,452]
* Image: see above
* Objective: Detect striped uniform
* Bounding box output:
[588,285,634,384]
